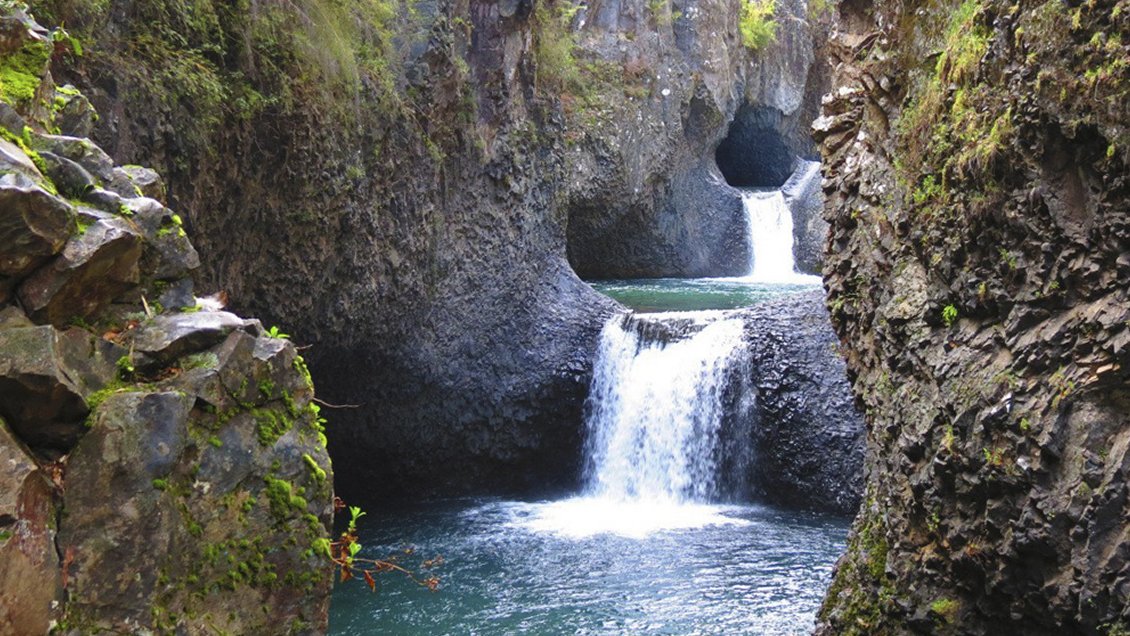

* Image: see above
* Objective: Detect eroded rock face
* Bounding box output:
[815,1,1130,634]
[0,8,334,632]
[739,291,863,515]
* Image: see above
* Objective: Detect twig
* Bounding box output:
[313,397,361,409]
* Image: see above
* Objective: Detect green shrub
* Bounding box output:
[739,0,777,51]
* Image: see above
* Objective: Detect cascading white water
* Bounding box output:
[583,311,751,503]
[741,189,816,283]
[519,310,754,538]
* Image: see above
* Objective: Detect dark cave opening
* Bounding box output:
[714,104,797,189]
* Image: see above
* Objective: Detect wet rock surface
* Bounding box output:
[739,291,864,515]
[814,1,1130,634]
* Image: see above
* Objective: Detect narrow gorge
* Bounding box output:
[0,0,1126,633]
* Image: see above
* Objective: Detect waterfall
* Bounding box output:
[741,190,816,283]
[582,311,753,503]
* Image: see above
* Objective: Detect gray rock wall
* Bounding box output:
[0,10,333,632]
[814,1,1130,633]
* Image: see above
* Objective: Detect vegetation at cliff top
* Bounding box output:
[740,0,778,51]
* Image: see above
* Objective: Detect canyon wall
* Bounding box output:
[0,8,333,632]
[29,0,842,502]
[815,0,1129,633]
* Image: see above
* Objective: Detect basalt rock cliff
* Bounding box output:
[815,0,1129,633]
[26,0,843,502]
[0,9,333,633]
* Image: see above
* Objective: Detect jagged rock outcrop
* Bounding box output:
[815,0,1129,634]
[0,9,332,634]
[739,291,863,515]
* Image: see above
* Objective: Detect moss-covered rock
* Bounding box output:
[816,0,1130,633]
[0,5,334,633]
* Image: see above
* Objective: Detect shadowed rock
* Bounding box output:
[0,419,59,635]
[0,325,122,451]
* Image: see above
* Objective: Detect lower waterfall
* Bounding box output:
[583,312,753,503]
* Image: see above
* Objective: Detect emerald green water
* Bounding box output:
[589,277,821,313]
[328,498,849,635]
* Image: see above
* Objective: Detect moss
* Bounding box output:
[930,597,960,623]
[0,37,51,106]
[534,0,583,91]
[263,476,307,520]
[180,351,219,371]
[302,453,327,482]
[253,408,292,447]
[0,126,57,194]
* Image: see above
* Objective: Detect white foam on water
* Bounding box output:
[508,497,751,539]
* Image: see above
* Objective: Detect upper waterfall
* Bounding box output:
[741,190,821,284]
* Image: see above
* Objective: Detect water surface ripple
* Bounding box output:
[329,499,848,635]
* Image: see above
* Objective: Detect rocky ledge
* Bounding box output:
[0,7,332,634]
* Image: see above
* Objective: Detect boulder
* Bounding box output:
[129,311,251,365]
[28,134,114,183]
[125,197,200,280]
[18,216,142,326]
[114,166,165,202]
[57,392,192,630]
[51,85,96,138]
[0,136,45,184]
[0,183,75,301]
[59,383,332,633]
[0,325,122,451]
[35,150,96,199]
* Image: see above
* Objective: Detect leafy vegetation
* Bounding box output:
[942,304,958,327]
[739,0,777,51]
[27,0,417,170]
[534,0,583,91]
[321,500,442,592]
